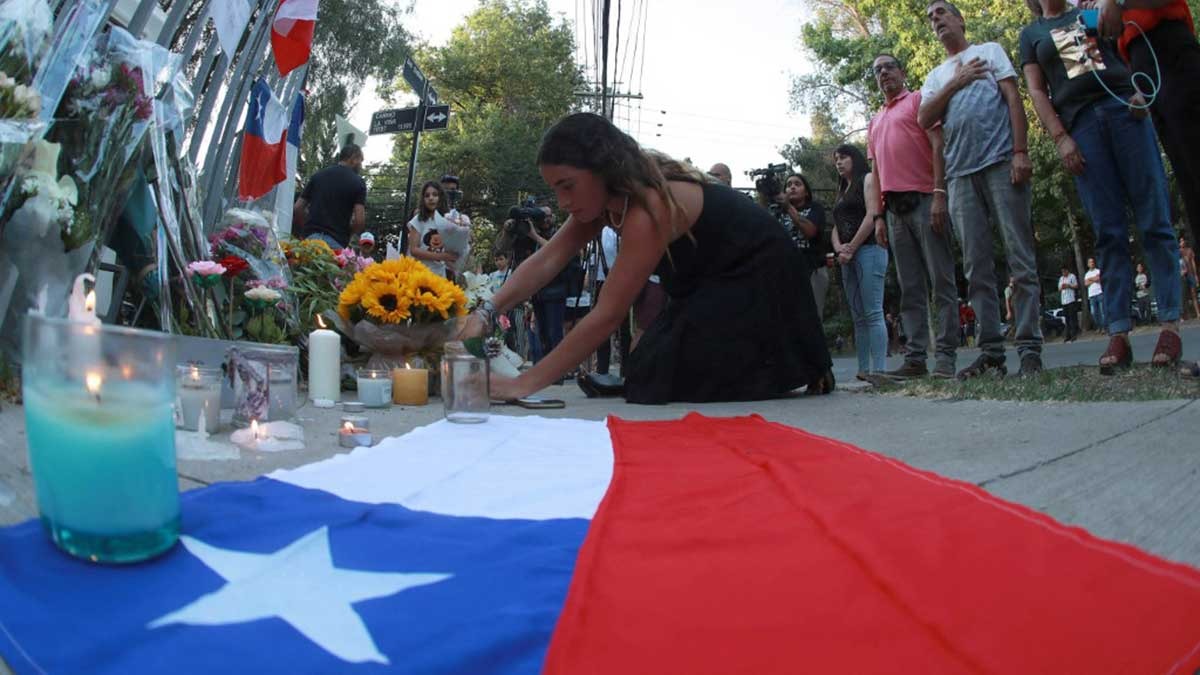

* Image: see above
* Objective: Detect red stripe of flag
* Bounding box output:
[544,414,1200,674]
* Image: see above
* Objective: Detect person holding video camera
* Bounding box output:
[459,112,833,404]
[1021,0,1184,372]
[496,202,569,363]
[784,174,831,317]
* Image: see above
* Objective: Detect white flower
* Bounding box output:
[13,84,40,115]
[89,67,110,89]
[0,71,14,89]
[244,286,282,303]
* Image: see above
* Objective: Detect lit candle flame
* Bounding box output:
[316,315,327,329]
[405,362,411,370]
[120,364,134,379]
[250,419,260,440]
[84,290,96,315]
[85,371,102,398]
[190,365,200,382]
[343,421,354,432]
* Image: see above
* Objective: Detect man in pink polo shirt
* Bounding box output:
[868,53,959,380]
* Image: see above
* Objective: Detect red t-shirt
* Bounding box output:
[1119,0,1195,59]
[867,90,935,195]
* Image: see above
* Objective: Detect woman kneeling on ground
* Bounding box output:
[460,112,834,404]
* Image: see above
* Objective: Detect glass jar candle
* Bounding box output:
[441,342,490,424]
[176,364,222,434]
[356,368,392,408]
[23,314,180,563]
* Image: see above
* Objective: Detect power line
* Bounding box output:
[640,104,809,132]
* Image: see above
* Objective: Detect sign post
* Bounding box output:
[369,56,451,252]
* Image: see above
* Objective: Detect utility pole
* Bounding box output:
[601,0,612,120]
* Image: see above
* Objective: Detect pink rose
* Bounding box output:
[187,260,227,277]
[498,314,512,331]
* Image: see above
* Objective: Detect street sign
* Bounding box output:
[402,56,426,96]
[369,107,418,135]
[425,86,439,106]
[423,104,450,131]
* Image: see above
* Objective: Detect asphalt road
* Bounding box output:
[831,321,1200,382]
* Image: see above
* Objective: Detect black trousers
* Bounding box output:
[1130,20,1200,246]
[1064,301,1081,340]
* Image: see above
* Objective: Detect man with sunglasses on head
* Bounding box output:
[868,53,960,382]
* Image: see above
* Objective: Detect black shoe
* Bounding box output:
[956,353,1008,381]
[1018,353,1044,377]
[881,361,928,381]
[577,372,624,398]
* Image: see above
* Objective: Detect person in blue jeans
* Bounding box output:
[1021,0,1184,373]
[832,145,888,378]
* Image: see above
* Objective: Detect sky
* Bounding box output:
[346,0,817,189]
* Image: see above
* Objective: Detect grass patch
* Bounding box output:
[867,364,1199,402]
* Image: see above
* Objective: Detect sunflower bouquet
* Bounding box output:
[338,257,468,325]
[339,257,469,372]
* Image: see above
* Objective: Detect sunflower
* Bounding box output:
[362,280,411,324]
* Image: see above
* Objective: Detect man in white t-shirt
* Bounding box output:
[1059,264,1080,342]
[1084,257,1105,331]
[918,0,1042,378]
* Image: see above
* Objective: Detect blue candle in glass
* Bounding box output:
[23,314,180,564]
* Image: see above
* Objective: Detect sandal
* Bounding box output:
[1151,329,1182,369]
[1098,335,1133,375]
[805,369,835,396]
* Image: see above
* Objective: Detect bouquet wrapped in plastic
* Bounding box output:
[0,0,51,198]
[201,208,300,344]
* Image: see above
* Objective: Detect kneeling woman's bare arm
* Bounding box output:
[485,205,668,400]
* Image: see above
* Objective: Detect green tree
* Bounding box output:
[787,0,1199,295]
[385,0,583,253]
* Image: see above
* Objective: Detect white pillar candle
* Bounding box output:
[308,316,341,403]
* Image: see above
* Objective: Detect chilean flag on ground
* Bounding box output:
[237,79,289,202]
[272,0,319,76]
[0,415,1199,673]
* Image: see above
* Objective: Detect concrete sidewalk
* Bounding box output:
[1,328,1198,571]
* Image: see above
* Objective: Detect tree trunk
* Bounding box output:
[1067,208,1092,330]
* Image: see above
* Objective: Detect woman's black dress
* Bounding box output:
[624,182,832,404]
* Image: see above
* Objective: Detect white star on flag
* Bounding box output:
[148,527,451,664]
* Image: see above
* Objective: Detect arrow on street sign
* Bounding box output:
[423,104,450,131]
[369,106,419,135]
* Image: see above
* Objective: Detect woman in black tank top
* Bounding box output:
[460,113,833,404]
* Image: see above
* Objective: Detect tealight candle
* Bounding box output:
[356,368,392,408]
[391,363,429,406]
[338,418,372,448]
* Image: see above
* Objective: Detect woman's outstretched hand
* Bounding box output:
[488,373,528,402]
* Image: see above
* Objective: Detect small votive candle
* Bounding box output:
[338,415,371,448]
[176,365,222,434]
[356,368,392,408]
[391,364,429,406]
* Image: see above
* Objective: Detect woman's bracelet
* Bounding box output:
[475,299,497,325]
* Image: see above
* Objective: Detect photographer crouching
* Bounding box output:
[752,165,832,319]
[496,200,569,365]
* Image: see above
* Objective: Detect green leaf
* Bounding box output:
[462,336,487,359]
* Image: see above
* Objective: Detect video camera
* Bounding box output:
[749,163,790,202]
[506,198,546,239]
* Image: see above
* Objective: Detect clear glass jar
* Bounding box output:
[441,342,490,423]
[227,343,299,426]
[176,364,222,433]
